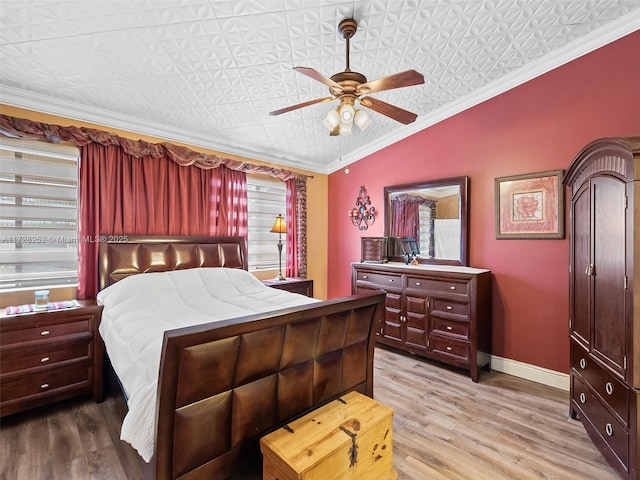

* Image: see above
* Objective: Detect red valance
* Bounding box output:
[0,113,309,181]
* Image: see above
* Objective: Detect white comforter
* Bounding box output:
[97,267,317,462]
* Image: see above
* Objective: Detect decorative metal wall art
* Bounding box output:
[348,185,375,230]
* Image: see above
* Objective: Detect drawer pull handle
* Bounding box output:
[449,286,456,290]
[41,383,50,389]
[605,423,613,437]
[446,346,453,351]
[363,275,368,279]
[388,279,393,282]
[415,282,421,286]
[446,326,453,331]
[446,305,453,310]
[605,382,613,395]
[579,358,586,369]
[40,330,50,336]
[40,357,50,363]
[579,392,586,404]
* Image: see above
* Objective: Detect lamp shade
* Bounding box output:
[323,109,340,131]
[270,214,287,234]
[339,103,355,122]
[354,109,371,131]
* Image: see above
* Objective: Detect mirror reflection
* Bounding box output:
[384,176,469,266]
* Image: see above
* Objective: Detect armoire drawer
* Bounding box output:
[356,271,402,288]
[430,317,470,340]
[406,276,469,297]
[572,342,629,426]
[428,335,470,364]
[571,374,629,470]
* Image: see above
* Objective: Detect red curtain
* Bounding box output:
[390,199,420,244]
[285,178,299,278]
[77,143,216,298]
[210,166,248,240]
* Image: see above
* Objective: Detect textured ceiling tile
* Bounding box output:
[1,0,638,172]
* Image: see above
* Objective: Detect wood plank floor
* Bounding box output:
[0,347,619,479]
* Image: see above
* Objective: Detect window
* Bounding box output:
[246,175,286,271]
[0,138,80,290]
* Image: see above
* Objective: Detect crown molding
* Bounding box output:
[325,9,640,174]
[0,86,322,174]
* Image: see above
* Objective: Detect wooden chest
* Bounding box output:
[360,237,388,263]
[260,391,397,480]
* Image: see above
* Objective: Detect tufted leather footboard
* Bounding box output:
[154,290,385,480]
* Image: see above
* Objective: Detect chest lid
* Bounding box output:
[261,391,393,475]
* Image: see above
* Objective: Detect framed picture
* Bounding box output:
[495,170,564,239]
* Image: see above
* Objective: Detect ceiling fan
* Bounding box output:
[269,18,425,136]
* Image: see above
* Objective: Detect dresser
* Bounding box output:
[565,137,640,479]
[352,262,491,382]
[0,300,104,416]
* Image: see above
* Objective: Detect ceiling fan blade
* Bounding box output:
[359,97,418,125]
[356,69,424,96]
[269,96,334,116]
[293,67,343,94]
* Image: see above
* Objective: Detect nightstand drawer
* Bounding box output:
[1,317,91,346]
[1,336,92,374]
[262,278,314,297]
[1,363,92,403]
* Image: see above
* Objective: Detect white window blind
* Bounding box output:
[247,175,286,271]
[0,138,80,290]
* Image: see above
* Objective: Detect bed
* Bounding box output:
[96,235,385,480]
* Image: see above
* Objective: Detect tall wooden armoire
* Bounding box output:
[565,136,640,479]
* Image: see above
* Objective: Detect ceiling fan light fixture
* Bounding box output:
[339,103,355,123]
[323,109,340,131]
[339,122,353,136]
[354,109,371,131]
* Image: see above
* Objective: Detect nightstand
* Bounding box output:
[0,300,104,417]
[262,278,314,298]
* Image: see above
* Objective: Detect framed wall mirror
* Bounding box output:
[384,176,469,266]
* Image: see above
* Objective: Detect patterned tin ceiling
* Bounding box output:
[1,1,639,173]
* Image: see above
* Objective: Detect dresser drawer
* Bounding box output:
[571,374,629,470]
[406,276,469,297]
[431,298,469,318]
[1,317,91,346]
[356,271,402,288]
[572,343,629,426]
[428,335,470,364]
[1,363,92,403]
[430,317,470,340]
[1,336,92,374]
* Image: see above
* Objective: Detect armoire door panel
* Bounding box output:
[592,176,627,376]
[572,184,591,346]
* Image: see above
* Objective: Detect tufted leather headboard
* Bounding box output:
[97,235,248,291]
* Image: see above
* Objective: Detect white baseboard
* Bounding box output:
[490,355,570,391]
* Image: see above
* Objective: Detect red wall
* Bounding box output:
[327,31,640,374]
